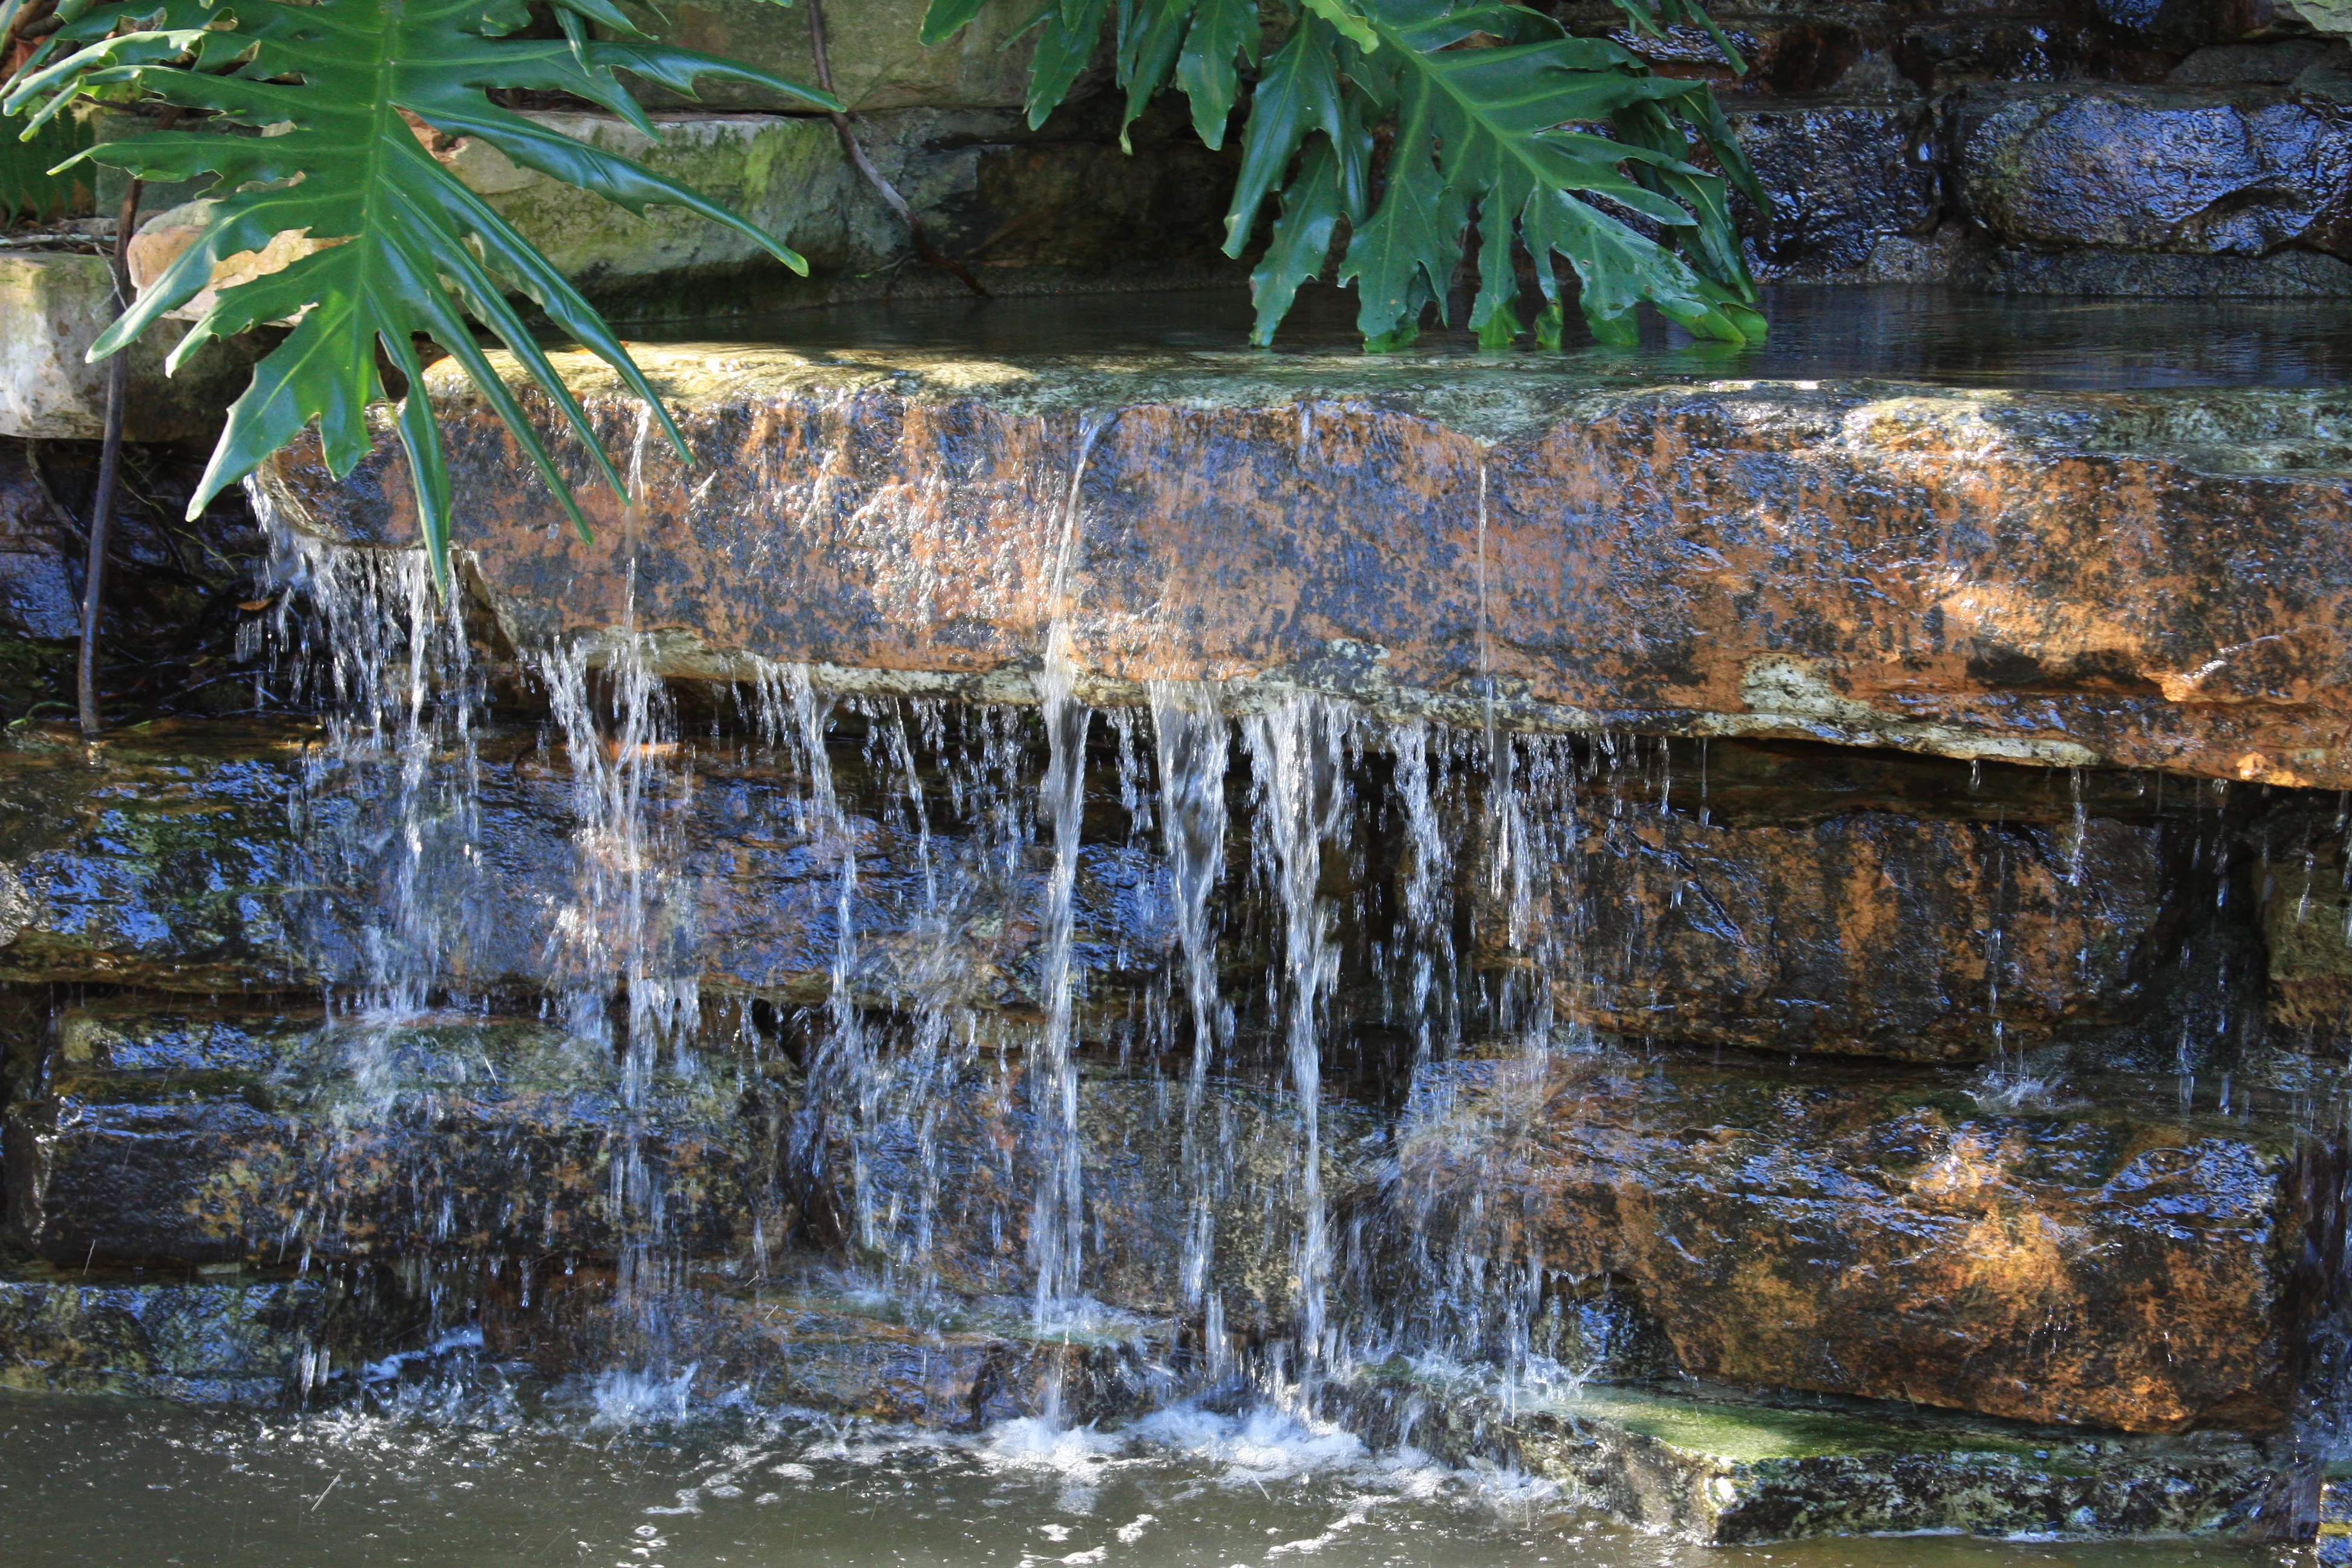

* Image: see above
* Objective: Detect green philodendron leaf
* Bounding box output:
[0,102,87,218]
[2,0,837,589]
[931,0,1765,351]
[1175,0,1256,148]
[921,0,991,46]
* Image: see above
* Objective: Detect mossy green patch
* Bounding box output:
[1540,1386,2057,1466]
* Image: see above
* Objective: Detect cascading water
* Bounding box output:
[1243,693,1356,1378]
[1151,679,1232,1364]
[1030,413,1109,1325]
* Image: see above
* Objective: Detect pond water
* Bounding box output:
[636,283,2352,391]
[0,1390,2305,1568]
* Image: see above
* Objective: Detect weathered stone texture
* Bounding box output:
[1520,756,2188,1059]
[0,1276,345,1401]
[606,0,1039,113]
[1338,1371,2278,1543]
[0,252,266,442]
[260,346,2352,788]
[1728,99,1941,279]
[1955,85,2352,256]
[2,1002,775,1267]
[1387,1054,2331,1432]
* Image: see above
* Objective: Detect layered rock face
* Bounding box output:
[0,701,2338,1452]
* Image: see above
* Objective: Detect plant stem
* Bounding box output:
[805,0,988,298]
[77,186,137,738]
[79,105,181,739]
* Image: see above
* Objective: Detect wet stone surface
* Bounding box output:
[1376,1050,2339,1434]
[0,1273,350,1402]
[2,1000,779,1269]
[1334,1367,2285,1544]
[1953,84,2352,257]
[256,332,2352,788]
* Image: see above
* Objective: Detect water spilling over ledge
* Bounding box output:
[4,289,2351,1552]
[257,289,2352,788]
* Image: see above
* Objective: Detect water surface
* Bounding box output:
[0,1390,2303,1568]
[629,284,2352,392]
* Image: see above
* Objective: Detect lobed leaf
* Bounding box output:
[4,0,835,588]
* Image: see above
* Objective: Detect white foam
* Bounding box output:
[587,1364,699,1429]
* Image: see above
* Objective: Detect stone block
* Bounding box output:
[2,1000,773,1267]
[1384,1053,2339,1432]
[1511,743,2190,1060]
[0,725,309,990]
[1336,1370,2281,1543]
[834,1064,1378,1332]
[606,0,1039,113]
[0,1275,343,1402]
[497,1281,1172,1429]
[416,106,1232,310]
[2261,831,2352,1039]
[0,252,264,442]
[1955,83,2352,256]
[1727,99,1940,279]
[255,337,2352,788]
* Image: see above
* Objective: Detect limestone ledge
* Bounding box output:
[259,341,2352,787]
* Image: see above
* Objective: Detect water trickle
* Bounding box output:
[1244,693,1356,1374]
[260,512,486,1021]
[1150,681,1233,1339]
[1030,412,1111,1324]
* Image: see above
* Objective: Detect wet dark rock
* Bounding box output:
[0,721,2297,1067]
[0,726,309,990]
[1968,243,2352,293]
[2255,813,2352,1041]
[499,1280,1176,1429]
[1728,99,1941,278]
[1554,1,2153,93]
[0,1273,348,1401]
[838,1063,1379,1332]
[0,720,1176,1005]
[3,1001,779,1268]
[0,443,268,720]
[1334,1367,2281,1543]
[1376,1051,2340,1432]
[1510,742,2203,1060]
[2083,0,2292,53]
[1954,84,2352,256]
[2167,38,2350,84]
[258,344,2352,789]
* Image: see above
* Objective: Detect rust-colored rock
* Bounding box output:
[1383,1053,2336,1433]
[1502,740,2204,1060]
[256,341,2352,788]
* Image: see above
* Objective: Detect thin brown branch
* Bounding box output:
[805,0,988,299]
[78,103,183,739]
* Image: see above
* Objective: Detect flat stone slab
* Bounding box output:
[256,294,2352,786]
[1335,1368,2288,1544]
[0,1272,347,1402]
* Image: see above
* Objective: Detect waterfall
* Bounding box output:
[1244,694,1356,1376]
[1150,679,1232,1359]
[259,514,486,1024]
[1029,414,1109,1323]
